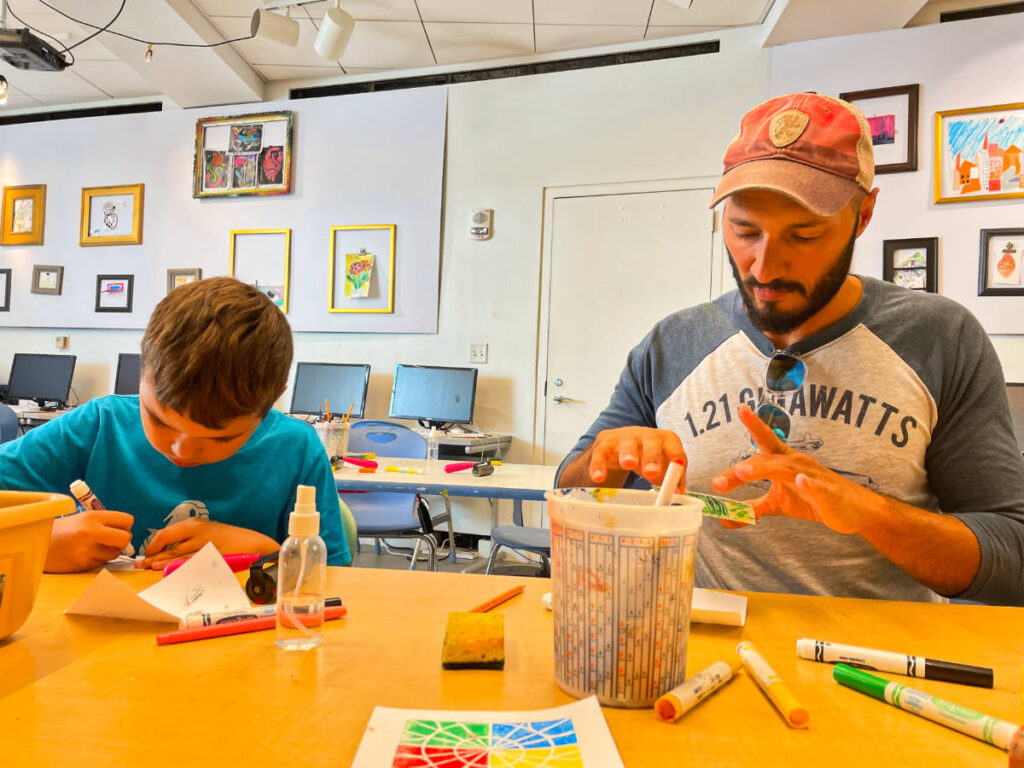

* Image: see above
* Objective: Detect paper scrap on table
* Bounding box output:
[66,542,252,623]
[541,588,746,627]
[352,696,623,768]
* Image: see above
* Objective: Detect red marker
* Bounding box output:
[157,604,347,645]
[162,552,262,577]
[444,462,475,473]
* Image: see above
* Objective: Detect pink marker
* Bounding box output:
[341,456,378,469]
[444,462,475,473]
[162,551,262,577]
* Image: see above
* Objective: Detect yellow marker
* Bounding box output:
[737,641,809,728]
[385,466,425,475]
[490,459,502,465]
[655,660,742,723]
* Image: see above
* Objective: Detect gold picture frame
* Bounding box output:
[79,184,145,246]
[193,111,293,198]
[935,102,1024,204]
[328,224,396,314]
[1,184,46,246]
[229,228,291,313]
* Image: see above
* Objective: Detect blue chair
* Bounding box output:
[485,504,551,577]
[0,404,19,444]
[345,420,455,570]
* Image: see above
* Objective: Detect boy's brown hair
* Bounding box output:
[140,277,293,428]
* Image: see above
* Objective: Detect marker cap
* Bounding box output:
[1008,725,1024,768]
[833,663,888,701]
[924,658,993,688]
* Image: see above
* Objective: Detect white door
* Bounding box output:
[538,184,718,464]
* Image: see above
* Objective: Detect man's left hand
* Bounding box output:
[711,403,886,535]
[137,518,280,569]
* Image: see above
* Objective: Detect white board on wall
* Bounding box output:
[0,86,446,334]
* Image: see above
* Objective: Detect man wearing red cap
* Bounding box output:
[557,93,1024,606]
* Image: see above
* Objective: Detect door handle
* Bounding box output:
[552,395,578,405]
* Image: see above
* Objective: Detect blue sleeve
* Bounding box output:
[0,402,100,494]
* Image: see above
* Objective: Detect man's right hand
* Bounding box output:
[44,510,135,573]
[559,427,688,490]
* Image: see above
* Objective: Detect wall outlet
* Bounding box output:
[55,334,70,350]
[469,343,488,364]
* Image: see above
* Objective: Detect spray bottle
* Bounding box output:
[275,485,327,650]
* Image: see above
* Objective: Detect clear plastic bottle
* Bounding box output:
[427,426,441,464]
[275,485,327,651]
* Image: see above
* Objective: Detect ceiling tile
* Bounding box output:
[425,23,535,65]
[0,63,106,99]
[66,60,162,99]
[192,0,261,17]
[417,0,533,23]
[649,0,772,26]
[535,24,647,53]
[535,0,653,26]
[339,21,435,69]
[644,25,720,39]
[200,0,421,21]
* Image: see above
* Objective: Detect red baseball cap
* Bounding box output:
[709,92,875,216]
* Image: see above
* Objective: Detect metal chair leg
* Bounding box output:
[485,542,503,575]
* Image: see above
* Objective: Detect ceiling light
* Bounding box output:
[0,75,8,106]
[314,3,355,61]
[144,44,153,63]
[251,8,300,47]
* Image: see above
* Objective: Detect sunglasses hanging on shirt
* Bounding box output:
[754,352,806,445]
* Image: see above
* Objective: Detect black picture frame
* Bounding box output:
[839,84,919,174]
[979,228,1024,296]
[0,268,10,311]
[882,237,938,293]
[95,274,135,313]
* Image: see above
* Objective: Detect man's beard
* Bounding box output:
[729,227,857,335]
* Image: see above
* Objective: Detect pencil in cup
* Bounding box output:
[737,641,809,727]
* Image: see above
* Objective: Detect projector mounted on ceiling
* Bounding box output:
[0,27,68,71]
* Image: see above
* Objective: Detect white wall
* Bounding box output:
[771,12,1024,378]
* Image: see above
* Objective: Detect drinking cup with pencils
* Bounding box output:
[315,419,350,459]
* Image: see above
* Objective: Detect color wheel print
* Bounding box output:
[392,718,583,767]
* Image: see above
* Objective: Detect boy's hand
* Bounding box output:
[44,510,135,573]
[138,519,279,569]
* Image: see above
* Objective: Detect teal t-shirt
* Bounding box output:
[0,395,351,566]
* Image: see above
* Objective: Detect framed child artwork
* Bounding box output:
[327,224,396,314]
[166,268,202,294]
[882,237,937,293]
[193,111,293,198]
[229,228,291,312]
[95,274,135,312]
[80,184,145,246]
[31,264,63,295]
[978,228,1024,296]
[839,84,919,174]
[1,184,46,245]
[935,102,1024,204]
[0,268,11,311]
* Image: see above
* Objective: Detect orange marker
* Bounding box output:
[737,641,809,728]
[655,660,742,723]
[469,585,525,613]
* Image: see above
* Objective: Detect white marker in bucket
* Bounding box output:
[655,459,685,506]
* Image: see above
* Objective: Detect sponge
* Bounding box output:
[441,611,505,670]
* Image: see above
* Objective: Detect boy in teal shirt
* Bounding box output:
[0,277,355,571]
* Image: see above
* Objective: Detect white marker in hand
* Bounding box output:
[654,459,685,506]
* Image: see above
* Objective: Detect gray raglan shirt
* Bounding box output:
[556,276,1024,605]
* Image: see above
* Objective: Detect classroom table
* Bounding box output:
[1,567,1021,766]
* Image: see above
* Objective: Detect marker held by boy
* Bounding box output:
[162,551,263,578]
[655,660,741,723]
[654,459,685,506]
[797,637,993,688]
[70,478,135,558]
[833,664,1020,750]
[737,641,809,728]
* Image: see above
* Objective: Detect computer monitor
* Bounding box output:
[1008,383,1024,451]
[6,353,76,409]
[290,362,370,418]
[114,353,142,395]
[388,364,478,429]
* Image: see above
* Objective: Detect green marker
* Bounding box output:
[833,664,1020,750]
[685,492,756,525]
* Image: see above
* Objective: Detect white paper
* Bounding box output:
[541,588,746,627]
[352,697,623,768]
[66,542,252,623]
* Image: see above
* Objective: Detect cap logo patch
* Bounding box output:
[769,109,809,148]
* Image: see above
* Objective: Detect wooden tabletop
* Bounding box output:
[1,567,1021,766]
